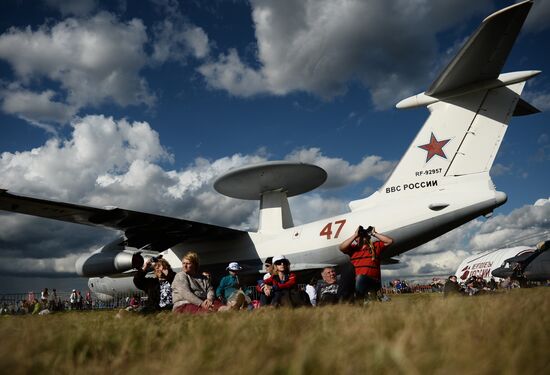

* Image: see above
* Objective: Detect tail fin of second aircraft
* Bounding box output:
[350,1,539,210]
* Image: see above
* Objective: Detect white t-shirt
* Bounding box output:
[305,284,317,306]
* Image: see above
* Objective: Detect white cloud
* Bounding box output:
[198,49,267,97]
[471,198,550,248]
[0,115,171,201]
[490,163,512,176]
[0,12,154,126]
[384,199,550,279]
[285,147,395,188]
[150,0,211,65]
[152,21,210,63]
[198,0,491,108]
[289,194,348,226]
[0,87,77,131]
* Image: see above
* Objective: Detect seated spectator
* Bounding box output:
[77,290,84,310]
[173,251,222,314]
[400,280,411,293]
[489,277,498,290]
[217,262,250,310]
[216,262,243,303]
[133,256,176,312]
[430,277,444,292]
[125,294,141,311]
[48,289,58,311]
[31,299,42,315]
[256,257,274,306]
[473,276,486,290]
[443,275,463,297]
[85,291,93,309]
[263,255,309,307]
[464,276,479,296]
[40,288,49,305]
[316,267,341,306]
[70,289,77,310]
[305,277,317,306]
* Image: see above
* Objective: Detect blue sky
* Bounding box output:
[0,0,549,293]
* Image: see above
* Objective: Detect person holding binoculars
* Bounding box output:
[339,225,393,303]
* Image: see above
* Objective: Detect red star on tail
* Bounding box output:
[418,132,450,162]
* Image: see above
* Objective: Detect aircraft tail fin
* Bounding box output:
[380,81,526,196]
[350,1,538,210]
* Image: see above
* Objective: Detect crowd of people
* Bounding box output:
[442,274,523,297]
[3,224,541,315]
[0,288,93,315]
[124,225,395,314]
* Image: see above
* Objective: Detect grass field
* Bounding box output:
[1,288,549,375]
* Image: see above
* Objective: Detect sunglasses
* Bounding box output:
[274,261,289,266]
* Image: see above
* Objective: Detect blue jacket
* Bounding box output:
[216,274,240,302]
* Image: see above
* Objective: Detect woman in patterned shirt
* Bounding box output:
[133,257,176,312]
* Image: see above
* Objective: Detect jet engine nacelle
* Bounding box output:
[75,250,136,277]
[75,237,162,277]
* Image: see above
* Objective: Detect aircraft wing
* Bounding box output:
[0,189,247,251]
[426,1,533,96]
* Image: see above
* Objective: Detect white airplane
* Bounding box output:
[455,239,550,283]
[0,1,541,299]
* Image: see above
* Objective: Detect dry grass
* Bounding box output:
[1,288,549,375]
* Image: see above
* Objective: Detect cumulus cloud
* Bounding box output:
[490,163,512,177]
[150,0,210,63]
[0,12,154,127]
[289,194,349,226]
[285,147,395,188]
[470,198,550,250]
[151,20,210,63]
[0,86,77,132]
[384,199,550,279]
[0,115,171,202]
[0,2,215,130]
[198,0,491,108]
[198,49,267,97]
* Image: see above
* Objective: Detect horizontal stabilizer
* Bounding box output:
[426,1,533,97]
[513,97,540,116]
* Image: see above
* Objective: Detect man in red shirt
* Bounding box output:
[339,226,393,302]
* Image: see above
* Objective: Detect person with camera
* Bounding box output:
[339,225,393,303]
[132,254,176,312]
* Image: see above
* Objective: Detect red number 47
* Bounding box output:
[319,219,346,240]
